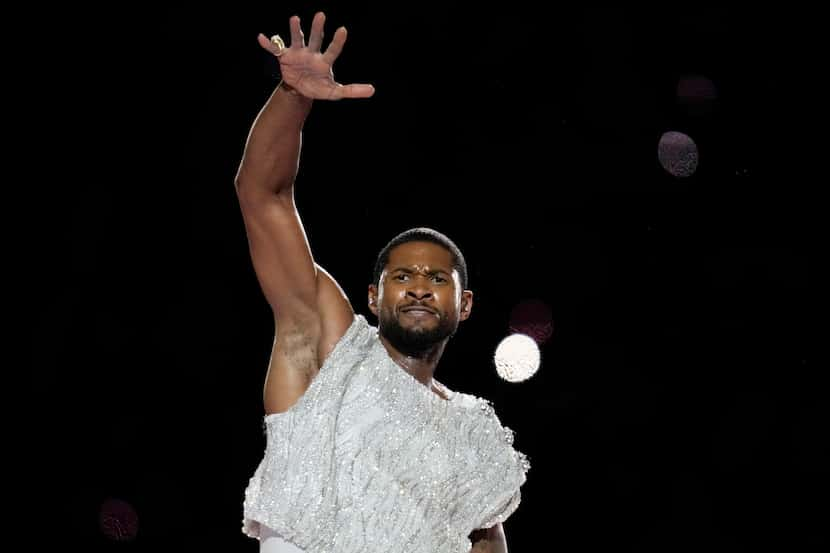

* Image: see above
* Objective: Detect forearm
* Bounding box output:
[234,81,313,197]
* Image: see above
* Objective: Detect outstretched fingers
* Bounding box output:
[322,26,347,65]
[307,12,326,52]
[257,33,282,56]
[289,15,304,49]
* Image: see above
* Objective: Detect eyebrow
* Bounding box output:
[390,267,451,276]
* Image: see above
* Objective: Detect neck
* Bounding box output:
[378,335,447,387]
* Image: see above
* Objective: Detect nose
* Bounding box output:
[406,287,433,301]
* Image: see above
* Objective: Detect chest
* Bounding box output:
[333,378,465,482]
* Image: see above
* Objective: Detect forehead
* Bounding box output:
[387,241,454,271]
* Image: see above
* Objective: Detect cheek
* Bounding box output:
[388,286,408,299]
[437,292,459,314]
[380,287,405,308]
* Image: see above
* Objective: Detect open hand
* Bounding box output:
[258,12,375,101]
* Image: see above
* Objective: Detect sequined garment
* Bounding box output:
[242,315,530,553]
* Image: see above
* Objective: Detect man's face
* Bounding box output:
[368,241,472,356]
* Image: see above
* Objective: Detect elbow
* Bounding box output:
[234,170,294,202]
[233,170,244,195]
[233,172,248,195]
[234,175,261,205]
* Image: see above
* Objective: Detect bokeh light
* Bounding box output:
[658,131,699,177]
[494,333,541,383]
[677,74,717,114]
[99,498,139,541]
[509,299,554,345]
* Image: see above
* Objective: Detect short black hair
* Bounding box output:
[373,227,468,289]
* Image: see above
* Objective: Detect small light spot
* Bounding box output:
[99,498,139,541]
[677,74,717,110]
[658,131,699,177]
[509,299,554,345]
[494,334,541,383]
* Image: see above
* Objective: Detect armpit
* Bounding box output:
[468,523,506,553]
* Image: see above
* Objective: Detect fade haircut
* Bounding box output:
[372,228,468,289]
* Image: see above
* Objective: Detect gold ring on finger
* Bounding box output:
[270,34,286,56]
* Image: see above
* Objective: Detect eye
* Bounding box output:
[395,274,409,282]
[432,275,447,283]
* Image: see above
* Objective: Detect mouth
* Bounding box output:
[400,305,438,317]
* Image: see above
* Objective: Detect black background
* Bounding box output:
[25,3,819,552]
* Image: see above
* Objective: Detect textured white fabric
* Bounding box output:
[242,314,529,553]
[260,524,307,553]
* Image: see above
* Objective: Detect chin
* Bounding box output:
[398,315,436,326]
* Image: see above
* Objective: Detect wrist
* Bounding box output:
[279,80,302,97]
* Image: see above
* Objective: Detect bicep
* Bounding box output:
[237,188,319,321]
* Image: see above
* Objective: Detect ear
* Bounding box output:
[368,284,379,316]
[459,290,473,321]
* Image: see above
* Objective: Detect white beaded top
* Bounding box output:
[242,314,530,553]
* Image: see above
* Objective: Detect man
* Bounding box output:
[235,12,528,553]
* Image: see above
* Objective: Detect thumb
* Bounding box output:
[338,84,376,99]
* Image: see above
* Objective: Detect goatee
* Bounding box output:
[379,310,457,358]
